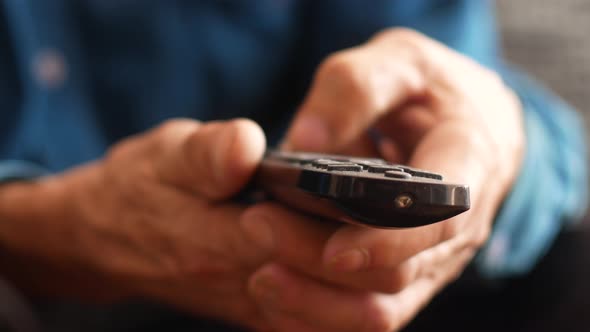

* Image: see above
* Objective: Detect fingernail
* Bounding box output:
[328,249,370,272]
[252,274,280,306]
[287,116,329,151]
[241,214,275,253]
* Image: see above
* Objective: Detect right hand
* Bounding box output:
[0,118,271,330]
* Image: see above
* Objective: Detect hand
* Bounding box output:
[242,28,525,331]
[0,118,272,330]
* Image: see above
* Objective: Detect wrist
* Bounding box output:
[0,176,68,256]
[0,166,127,300]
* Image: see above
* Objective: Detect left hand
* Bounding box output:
[241,28,525,331]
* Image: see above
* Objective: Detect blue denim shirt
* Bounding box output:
[0,0,586,278]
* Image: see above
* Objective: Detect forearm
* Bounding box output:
[0,179,70,295]
[0,179,64,257]
[0,170,122,300]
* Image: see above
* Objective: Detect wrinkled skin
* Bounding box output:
[0,28,524,332]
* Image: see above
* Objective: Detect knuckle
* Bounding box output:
[105,132,150,164]
[176,253,232,281]
[155,118,194,137]
[316,51,375,107]
[176,130,221,196]
[373,27,434,78]
[153,118,202,154]
[382,265,415,293]
[181,123,242,198]
[375,27,427,45]
[182,129,211,173]
[318,51,357,80]
[104,139,133,163]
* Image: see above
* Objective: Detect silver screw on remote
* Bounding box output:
[394,194,414,209]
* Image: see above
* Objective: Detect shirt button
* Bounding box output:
[33,49,67,89]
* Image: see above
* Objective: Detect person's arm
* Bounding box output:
[476,66,588,277]
[235,3,587,331]
[0,162,64,296]
[0,118,280,331]
[403,0,589,277]
[0,162,48,183]
[0,174,88,298]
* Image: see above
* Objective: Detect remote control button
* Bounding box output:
[327,164,363,172]
[312,159,336,169]
[326,157,351,163]
[399,167,443,180]
[351,161,377,169]
[367,165,405,173]
[349,159,385,169]
[385,170,412,179]
[349,157,385,163]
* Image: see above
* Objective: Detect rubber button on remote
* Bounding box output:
[351,161,375,170]
[312,159,335,169]
[327,164,363,172]
[399,167,443,180]
[385,170,412,179]
[368,165,405,173]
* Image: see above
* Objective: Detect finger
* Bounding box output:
[240,202,435,293]
[250,263,370,332]
[240,202,336,266]
[283,29,450,152]
[154,118,266,200]
[374,103,437,161]
[324,222,453,271]
[251,250,474,332]
[336,234,476,294]
[370,249,474,332]
[335,219,479,294]
[322,119,498,272]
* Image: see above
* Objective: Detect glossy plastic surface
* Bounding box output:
[255,151,470,228]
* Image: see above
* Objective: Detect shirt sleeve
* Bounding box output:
[475,64,589,278]
[0,160,48,183]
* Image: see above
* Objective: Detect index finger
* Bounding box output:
[321,121,498,272]
[240,202,442,293]
[283,29,451,153]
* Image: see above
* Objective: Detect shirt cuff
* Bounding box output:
[0,160,48,183]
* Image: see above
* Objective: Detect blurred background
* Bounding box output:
[497,0,590,132]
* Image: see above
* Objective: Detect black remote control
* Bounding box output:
[254,150,470,228]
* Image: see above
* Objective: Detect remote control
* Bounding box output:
[254,150,470,228]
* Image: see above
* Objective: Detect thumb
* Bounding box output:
[155,118,266,200]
